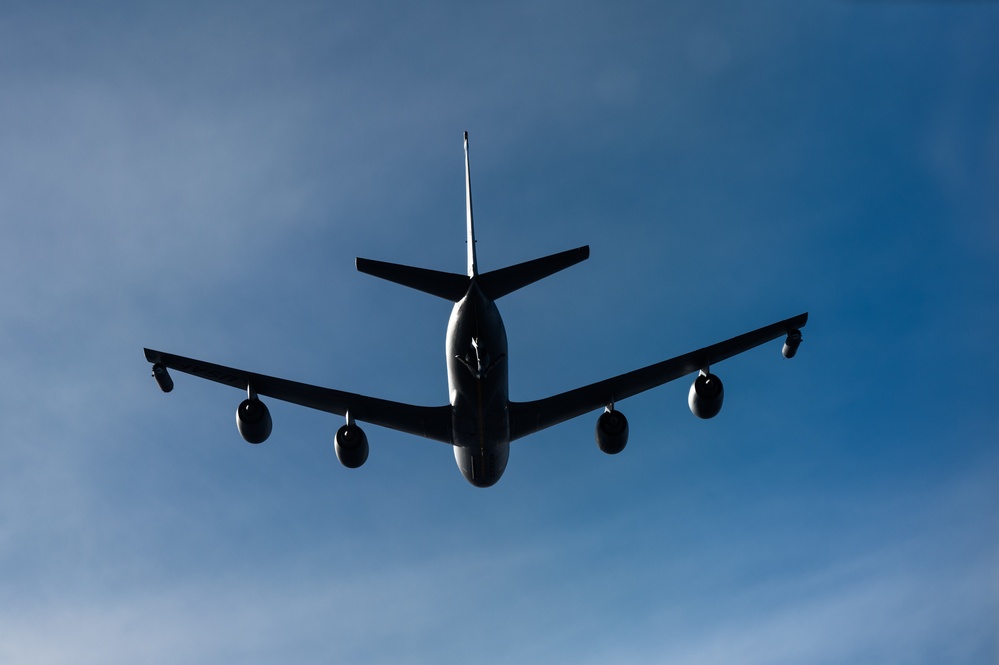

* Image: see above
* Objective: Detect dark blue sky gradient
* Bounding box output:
[0,1,996,663]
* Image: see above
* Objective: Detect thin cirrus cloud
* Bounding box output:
[0,1,996,663]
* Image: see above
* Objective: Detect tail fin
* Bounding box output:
[355,132,589,302]
[356,246,589,302]
[464,131,478,278]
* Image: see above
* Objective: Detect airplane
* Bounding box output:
[144,132,808,488]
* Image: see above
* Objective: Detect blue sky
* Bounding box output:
[1,1,997,662]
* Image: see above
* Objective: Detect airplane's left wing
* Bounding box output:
[508,312,807,440]
[143,349,454,444]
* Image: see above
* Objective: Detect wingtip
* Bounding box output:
[786,312,809,330]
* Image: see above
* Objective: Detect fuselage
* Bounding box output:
[446,280,510,487]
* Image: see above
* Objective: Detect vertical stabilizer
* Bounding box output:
[464,132,478,277]
[357,133,587,302]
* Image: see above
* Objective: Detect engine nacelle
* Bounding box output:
[595,409,629,455]
[688,372,724,419]
[782,329,802,359]
[335,423,369,468]
[151,363,174,393]
[236,397,272,444]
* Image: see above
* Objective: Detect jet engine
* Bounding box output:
[595,408,629,455]
[688,371,724,419]
[236,397,272,444]
[335,423,369,468]
[782,329,803,359]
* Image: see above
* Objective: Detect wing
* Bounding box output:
[144,349,454,444]
[508,312,807,440]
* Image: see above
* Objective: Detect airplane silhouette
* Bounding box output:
[145,133,807,487]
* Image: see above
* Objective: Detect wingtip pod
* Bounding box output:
[151,362,174,393]
[782,329,803,359]
[779,312,807,358]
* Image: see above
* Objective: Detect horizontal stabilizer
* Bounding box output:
[478,246,590,300]
[356,257,470,301]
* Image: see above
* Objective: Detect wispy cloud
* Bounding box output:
[0,1,997,663]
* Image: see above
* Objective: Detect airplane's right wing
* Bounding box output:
[508,312,807,440]
[144,349,454,444]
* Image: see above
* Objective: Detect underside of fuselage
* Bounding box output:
[447,281,511,487]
